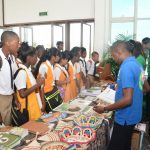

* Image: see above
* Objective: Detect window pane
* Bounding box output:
[32,25,51,48]
[53,25,63,47]
[0,29,4,37]
[111,22,133,42]
[83,24,90,59]
[21,28,32,46]
[70,23,81,49]
[12,27,20,36]
[137,20,150,41]
[87,22,94,57]
[138,0,150,18]
[112,0,134,18]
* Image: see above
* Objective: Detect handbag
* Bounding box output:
[44,86,63,113]
[11,68,29,126]
[11,96,29,126]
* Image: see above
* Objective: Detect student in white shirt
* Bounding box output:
[54,51,71,102]
[79,47,88,87]
[79,47,87,77]
[0,31,20,126]
[34,47,62,113]
[87,51,99,85]
[15,42,44,120]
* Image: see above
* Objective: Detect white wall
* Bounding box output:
[0,0,3,26]
[94,0,110,57]
[3,0,110,53]
[4,0,94,24]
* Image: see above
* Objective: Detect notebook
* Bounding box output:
[9,127,28,139]
[0,133,21,148]
[97,87,115,104]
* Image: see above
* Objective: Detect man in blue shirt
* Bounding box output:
[93,40,144,150]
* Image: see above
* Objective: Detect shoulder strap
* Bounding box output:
[14,68,25,79]
[79,59,84,66]
[56,65,67,78]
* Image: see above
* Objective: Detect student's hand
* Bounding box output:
[77,87,80,94]
[41,102,46,113]
[66,78,70,83]
[15,99,21,110]
[93,105,104,114]
[36,77,45,87]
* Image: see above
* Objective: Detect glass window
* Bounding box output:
[137,20,150,41]
[0,29,4,37]
[138,0,150,18]
[70,23,81,49]
[112,0,134,18]
[32,25,51,48]
[111,22,134,42]
[53,25,63,47]
[12,27,20,37]
[21,27,33,46]
[83,24,91,59]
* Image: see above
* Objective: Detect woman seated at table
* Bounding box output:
[14,42,44,120]
[54,51,71,102]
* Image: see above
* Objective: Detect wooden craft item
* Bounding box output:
[21,121,49,135]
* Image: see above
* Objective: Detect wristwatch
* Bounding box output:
[104,107,109,113]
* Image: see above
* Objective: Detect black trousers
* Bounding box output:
[146,77,150,134]
[107,122,135,150]
[146,78,150,118]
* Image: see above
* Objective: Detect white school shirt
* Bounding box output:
[54,64,68,81]
[14,63,42,108]
[0,49,18,95]
[74,62,81,74]
[79,57,87,76]
[39,60,55,86]
[87,58,95,76]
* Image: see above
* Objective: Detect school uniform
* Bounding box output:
[54,64,71,102]
[75,62,84,89]
[39,60,54,93]
[79,57,87,77]
[68,61,78,99]
[39,60,62,112]
[0,49,18,125]
[14,63,42,120]
[87,58,97,76]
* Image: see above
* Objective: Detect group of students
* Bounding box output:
[0,31,100,126]
[2,30,150,150]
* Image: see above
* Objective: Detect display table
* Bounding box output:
[0,81,115,150]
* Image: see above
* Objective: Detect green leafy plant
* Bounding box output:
[115,33,136,42]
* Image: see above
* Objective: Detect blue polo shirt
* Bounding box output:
[115,56,144,125]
